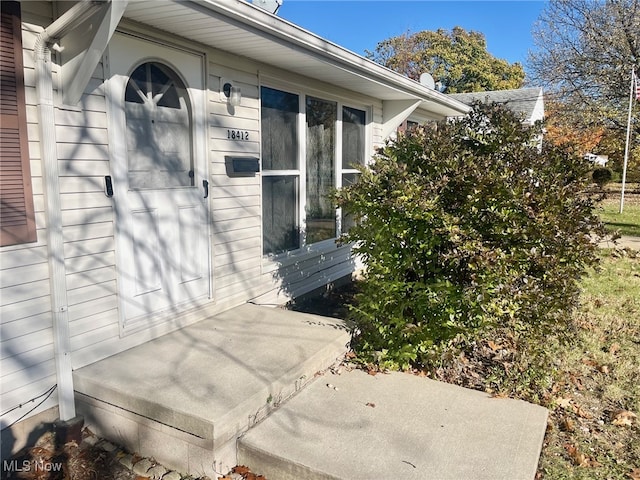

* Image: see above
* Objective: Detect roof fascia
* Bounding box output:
[191,0,469,116]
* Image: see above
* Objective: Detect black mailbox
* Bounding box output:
[226,156,260,175]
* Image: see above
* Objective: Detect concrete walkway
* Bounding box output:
[74,303,548,479]
[600,235,640,250]
[73,304,350,477]
[239,369,548,480]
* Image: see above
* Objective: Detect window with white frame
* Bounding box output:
[261,87,300,255]
[261,86,367,256]
[305,96,337,244]
[341,106,366,231]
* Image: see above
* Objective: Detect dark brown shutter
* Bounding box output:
[0,1,36,246]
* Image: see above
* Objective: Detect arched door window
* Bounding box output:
[124,62,194,189]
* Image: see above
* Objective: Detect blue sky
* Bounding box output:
[276,1,546,67]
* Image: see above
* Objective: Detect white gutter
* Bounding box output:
[34,0,104,422]
[193,0,470,116]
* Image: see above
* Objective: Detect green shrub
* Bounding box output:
[335,103,607,371]
[592,167,613,188]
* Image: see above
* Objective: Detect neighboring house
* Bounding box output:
[449,87,545,125]
[0,0,470,451]
[584,153,609,167]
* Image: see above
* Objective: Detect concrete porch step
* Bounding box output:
[238,369,548,480]
[73,304,350,477]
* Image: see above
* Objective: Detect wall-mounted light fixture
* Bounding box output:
[223,82,241,107]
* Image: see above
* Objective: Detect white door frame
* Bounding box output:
[106,31,212,336]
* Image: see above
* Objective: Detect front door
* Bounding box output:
[108,33,210,330]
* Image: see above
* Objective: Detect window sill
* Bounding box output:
[262,237,349,273]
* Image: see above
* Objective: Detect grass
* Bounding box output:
[533,251,640,479]
[598,199,640,237]
[597,185,640,238]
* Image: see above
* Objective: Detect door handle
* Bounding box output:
[104,176,114,197]
[203,179,209,198]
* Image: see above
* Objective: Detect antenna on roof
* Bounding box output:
[252,0,283,14]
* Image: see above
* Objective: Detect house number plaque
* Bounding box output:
[227,129,250,141]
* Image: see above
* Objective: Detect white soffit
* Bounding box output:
[121,0,469,118]
[381,100,422,139]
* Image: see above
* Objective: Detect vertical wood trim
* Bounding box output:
[0,1,36,246]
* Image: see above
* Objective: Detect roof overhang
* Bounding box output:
[120,0,470,119]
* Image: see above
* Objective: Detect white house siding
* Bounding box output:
[2,10,387,432]
[207,60,263,307]
[59,69,120,367]
[1,1,56,431]
[1,2,121,430]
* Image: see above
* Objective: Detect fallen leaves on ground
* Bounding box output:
[560,416,575,433]
[232,466,251,476]
[556,397,573,409]
[564,443,602,467]
[7,429,139,480]
[610,343,621,355]
[612,410,637,427]
[627,467,640,479]
[228,465,268,480]
[366,364,378,376]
